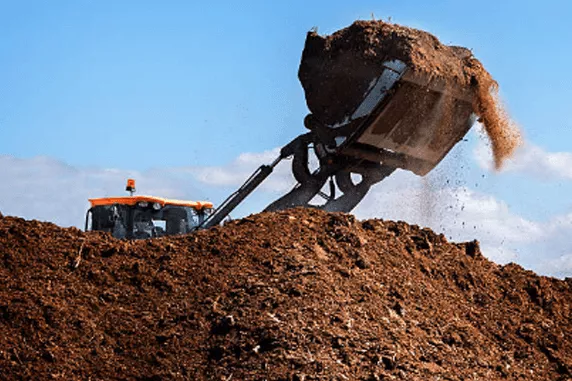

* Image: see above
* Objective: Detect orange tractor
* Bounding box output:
[86,179,213,239]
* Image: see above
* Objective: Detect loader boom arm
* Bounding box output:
[198,134,318,230]
[196,131,394,230]
[198,158,281,229]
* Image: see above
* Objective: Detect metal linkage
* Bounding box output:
[197,134,314,230]
[199,130,396,229]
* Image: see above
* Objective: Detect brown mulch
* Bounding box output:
[0,208,570,380]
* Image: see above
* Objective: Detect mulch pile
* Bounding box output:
[1,209,571,380]
[298,20,521,169]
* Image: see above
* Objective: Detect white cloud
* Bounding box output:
[480,245,519,264]
[536,254,572,279]
[475,138,572,180]
[176,148,296,192]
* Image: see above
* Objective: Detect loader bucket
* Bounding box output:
[339,60,476,176]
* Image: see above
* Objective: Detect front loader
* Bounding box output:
[199,59,475,229]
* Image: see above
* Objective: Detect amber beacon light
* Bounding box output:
[125,179,136,196]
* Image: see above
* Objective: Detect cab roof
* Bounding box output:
[89,196,213,210]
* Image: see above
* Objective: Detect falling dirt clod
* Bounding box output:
[298,20,522,169]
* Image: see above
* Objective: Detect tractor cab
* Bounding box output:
[85,179,213,239]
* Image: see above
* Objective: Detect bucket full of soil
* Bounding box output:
[298,20,521,172]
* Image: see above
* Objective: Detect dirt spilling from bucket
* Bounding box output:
[1,209,570,380]
[471,77,522,169]
[298,20,522,169]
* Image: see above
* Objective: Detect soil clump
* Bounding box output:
[298,20,521,169]
[1,209,571,380]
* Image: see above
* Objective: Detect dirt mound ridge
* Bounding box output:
[299,20,521,169]
[0,209,570,380]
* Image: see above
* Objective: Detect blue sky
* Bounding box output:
[2,1,571,167]
[1,1,572,277]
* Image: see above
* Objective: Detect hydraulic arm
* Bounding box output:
[198,131,394,230]
[198,134,312,229]
[198,157,280,229]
